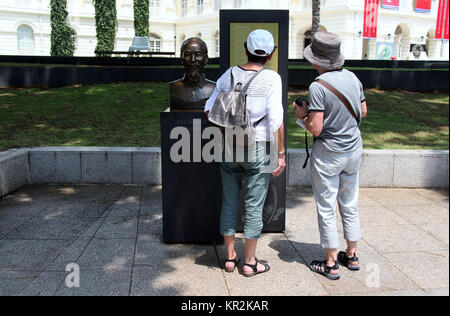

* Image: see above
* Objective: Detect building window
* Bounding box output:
[150,0,160,15]
[150,33,161,52]
[197,0,204,15]
[181,0,188,17]
[17,25,34,51]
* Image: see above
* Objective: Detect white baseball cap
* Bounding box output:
[246,29,275,57]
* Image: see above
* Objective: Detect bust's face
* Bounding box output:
[181,41,208,74]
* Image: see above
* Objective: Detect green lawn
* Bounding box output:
[0,82,448,151]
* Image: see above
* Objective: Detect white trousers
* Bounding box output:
[311,140,363,250]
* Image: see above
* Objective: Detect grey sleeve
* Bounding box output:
[359,79,366,103]
[308,82,326,112]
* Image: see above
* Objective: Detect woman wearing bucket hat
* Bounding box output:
[294,32,368,281]
[205,29,285,277]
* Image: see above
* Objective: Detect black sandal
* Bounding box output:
[338,251,360,271]
[224,257,240,273]
[310,260,340,281]
[243,259,271,277]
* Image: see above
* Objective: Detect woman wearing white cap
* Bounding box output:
[294,32,368,281]
[205,29,286,277]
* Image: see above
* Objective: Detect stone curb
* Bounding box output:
[0,147,448,198]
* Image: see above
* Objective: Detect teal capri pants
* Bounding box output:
[219,142,272,240]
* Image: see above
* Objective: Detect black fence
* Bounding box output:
[1,54,448,69]
[0,55,448,91]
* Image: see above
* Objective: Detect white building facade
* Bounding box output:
[0,0,448,60]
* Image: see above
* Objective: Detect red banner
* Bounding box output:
[363,0,380,39]
[436,0,449,40]
[381,0,400,10]
[415,0,432,12]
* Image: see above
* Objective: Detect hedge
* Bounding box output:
[50,0,75,56]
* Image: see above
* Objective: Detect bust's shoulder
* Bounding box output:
[169,79,184,87]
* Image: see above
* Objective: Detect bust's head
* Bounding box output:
[180,38,209,76]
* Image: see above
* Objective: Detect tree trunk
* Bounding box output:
[312,0,321,35]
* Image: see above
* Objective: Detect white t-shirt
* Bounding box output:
[204,66,284,142]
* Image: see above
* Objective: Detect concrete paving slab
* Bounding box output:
[0,239,72,271]
[357,189,384,207]
[316,239,420,295]
[424,288,449,296]
[386,204,449,226]
[352,206,410,227]
[0,185,448,296]
[6,185,78,201]
[5,216,96,240]
[420,223,449,246]
[363,189,434,207]
[0,215,33,239]
[0,196,56,217]
[75,238,136,271]
[19,271,67,296]
[131,243,227,296]
[108,186,142,217]
[140,186,163,217]
[363,224,448,253]
[80,217,106,238]
[95,216,138,239]
[37,185,125,201]
[384,251,449,289]
[46,237,92,271]
[55,269,132,296]
[283,229,419,295]
[216,234,329,296]
[0,270,40,296]
[138,215,163,238]
[39,199,114,219]
[415,188,449,204]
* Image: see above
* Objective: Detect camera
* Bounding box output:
[295,97,309,108]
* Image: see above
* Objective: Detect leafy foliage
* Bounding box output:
[50,0,76,56]
[134,0,150,37]
[93,0,118,56]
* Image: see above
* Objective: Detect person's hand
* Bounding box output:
[205,110,210,118]
[272,155,286,177]
[293,101,308,120]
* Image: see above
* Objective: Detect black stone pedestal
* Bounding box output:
[161,112,223,243]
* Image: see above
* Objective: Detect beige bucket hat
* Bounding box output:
[303,31,345,70]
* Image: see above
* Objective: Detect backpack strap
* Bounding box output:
[230,67,235,90]
[242,68,267,93]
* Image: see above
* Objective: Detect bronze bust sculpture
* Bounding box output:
[170,38,216,111]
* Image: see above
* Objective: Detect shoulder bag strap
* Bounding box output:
[316,79,359,124]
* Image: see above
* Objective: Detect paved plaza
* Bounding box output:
[0,184,448,296]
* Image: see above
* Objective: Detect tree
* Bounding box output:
[134,0,150,37]
[312,0,321,35]
[50,0,75,56]
[93,0,118,56]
